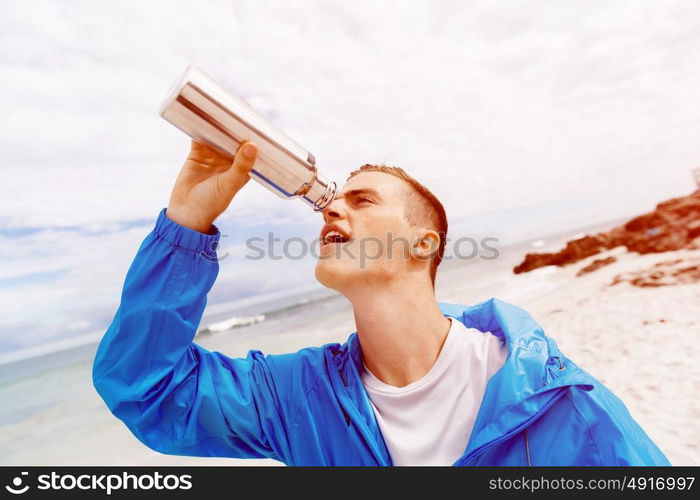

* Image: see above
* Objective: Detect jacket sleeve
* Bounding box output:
[571,384,672,466]
[92,209,292,462]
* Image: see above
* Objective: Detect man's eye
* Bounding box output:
[357,197,373,205]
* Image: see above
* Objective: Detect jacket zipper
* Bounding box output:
[338,370,351,425]
[454,386,569,466]
[335,367,389,465]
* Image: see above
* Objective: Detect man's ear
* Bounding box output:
[411,229,440,261]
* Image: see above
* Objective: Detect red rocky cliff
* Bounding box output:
[513,190,700,274]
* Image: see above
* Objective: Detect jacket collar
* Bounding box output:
[328,297,594,463]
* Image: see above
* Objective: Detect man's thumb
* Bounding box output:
[222,141,258,192]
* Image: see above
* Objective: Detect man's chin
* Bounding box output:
[314,260,339,289]
[314,259,355,292]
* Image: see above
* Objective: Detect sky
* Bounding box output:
[1,0,699,356]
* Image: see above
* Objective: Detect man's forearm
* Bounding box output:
[92,208,289,461]
[92,208,220,418]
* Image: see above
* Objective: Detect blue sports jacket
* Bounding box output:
[92,209,671,466]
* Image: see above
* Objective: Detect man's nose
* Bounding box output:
[322,197,345,222]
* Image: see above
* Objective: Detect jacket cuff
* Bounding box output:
[153,208,221,254]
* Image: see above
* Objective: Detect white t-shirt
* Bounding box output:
[361,316,509,466]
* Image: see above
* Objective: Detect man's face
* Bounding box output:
[314,171,423,292]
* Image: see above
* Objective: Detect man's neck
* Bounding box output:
[348,278,452,388]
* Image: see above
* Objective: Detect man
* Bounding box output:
[92,140,670,466]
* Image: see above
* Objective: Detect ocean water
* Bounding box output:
[0,219,622,464]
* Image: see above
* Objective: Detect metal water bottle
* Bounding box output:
[159,66,337,211]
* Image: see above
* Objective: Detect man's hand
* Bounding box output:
[166,140,259,233]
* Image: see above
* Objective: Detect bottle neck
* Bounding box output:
[303,173,337,211]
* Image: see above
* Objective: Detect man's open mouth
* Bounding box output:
[320,224,352,248]
[322,230,351,247]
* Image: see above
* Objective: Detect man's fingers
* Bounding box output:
[188,139,234,169]
[221,141,259,193]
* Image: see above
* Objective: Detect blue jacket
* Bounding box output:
[92,209,671,466]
